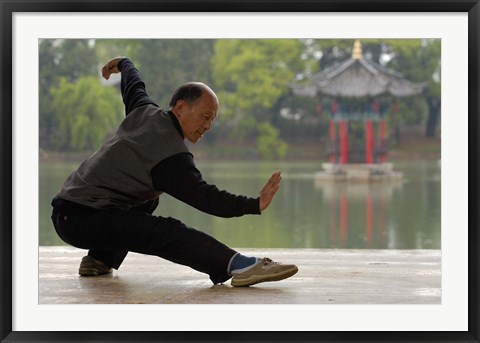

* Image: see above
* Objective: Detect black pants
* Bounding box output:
[51,198,236,284]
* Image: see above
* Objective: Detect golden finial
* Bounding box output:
[352,39,363,60]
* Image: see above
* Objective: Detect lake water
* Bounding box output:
[39,160,441,249]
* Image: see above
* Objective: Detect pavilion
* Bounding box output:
[292,40,426,181]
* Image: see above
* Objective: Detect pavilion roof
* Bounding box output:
[292,40,427,98]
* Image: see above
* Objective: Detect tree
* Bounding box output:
[40,39,147,151]
[93,39,141,65]
[39,39,100,150]
[50,76,123,151]
[42,39,98,82]
[385,39,441,137]
[132,39,216,108]
[211,39,305,153]
[39,40,59,150]
[212,39,304,119]
[256,123,288,160]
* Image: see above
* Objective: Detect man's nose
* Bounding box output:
[204,121,212,130]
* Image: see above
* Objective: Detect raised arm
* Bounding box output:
[101,57,157,116]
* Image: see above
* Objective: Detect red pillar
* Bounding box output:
[379,193,386,244]
[365,120,374,164]
[366,193,373,247]
[379,120,386,163]
[339,121,348,164]
[329,120,336,163]
[329,196,336,245]
[331,99,338,114]
[340,192,348,246]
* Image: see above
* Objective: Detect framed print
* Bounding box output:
[1,0,479,342]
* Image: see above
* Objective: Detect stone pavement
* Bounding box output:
[39,246,441,304]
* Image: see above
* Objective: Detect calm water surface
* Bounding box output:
[40,160,441,249]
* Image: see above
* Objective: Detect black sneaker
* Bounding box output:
[78,256,113,276]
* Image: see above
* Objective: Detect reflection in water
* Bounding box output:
[39,161,440,249]
[316,181,403,249]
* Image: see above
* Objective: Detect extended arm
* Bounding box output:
[151,153,261,218]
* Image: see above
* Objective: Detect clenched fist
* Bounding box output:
[101,56,126,80]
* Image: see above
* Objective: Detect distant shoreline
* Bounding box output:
[40,129,441,163]
[39,146,440,163]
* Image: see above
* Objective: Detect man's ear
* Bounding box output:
[173,100,186,117]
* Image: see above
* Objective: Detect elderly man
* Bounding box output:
[51,57,298,287]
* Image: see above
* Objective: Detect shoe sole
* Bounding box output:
[79,268,112,276]
[231,266,298,287]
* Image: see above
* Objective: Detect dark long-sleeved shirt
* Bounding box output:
[117,58,260,217]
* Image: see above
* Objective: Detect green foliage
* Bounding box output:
[40,39,99,82]
[133,39,215,107]
[93,39,141,65]
[39,38,441,155]
[387,39,440,95]
[211,39,305,156]
[39,39,98,149]
[385,39,441,136]
[50,76,123,151]
[256,122,288,160]
[382,39,441,137]
[212,39,304,123]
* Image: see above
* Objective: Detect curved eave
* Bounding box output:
[292,58,426,98]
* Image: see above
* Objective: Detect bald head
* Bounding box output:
[169,82,218,109]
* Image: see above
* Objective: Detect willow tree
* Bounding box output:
[50,76,123,152]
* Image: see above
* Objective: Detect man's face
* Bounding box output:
[174,91,218,143]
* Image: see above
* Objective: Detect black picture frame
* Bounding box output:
[1,0,479,342]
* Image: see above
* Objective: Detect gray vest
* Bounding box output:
[57,105,190,209]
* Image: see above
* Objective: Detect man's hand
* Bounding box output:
[101,57,126,80]
[259,171,282,212]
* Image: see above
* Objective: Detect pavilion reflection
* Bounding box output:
[314,181,403,248]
